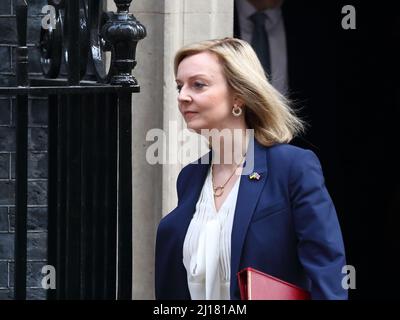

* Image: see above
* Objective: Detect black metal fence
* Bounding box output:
[0,0,146,299]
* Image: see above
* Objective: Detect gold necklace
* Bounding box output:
[212,157,245,197]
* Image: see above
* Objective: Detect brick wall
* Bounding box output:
[0,0,48,300]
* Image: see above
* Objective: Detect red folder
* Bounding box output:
[237,267,311,300]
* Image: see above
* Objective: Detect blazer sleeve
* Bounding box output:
[289,149,348,300]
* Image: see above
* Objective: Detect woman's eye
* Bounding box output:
[193,82,206,89]
[176,81,206,93]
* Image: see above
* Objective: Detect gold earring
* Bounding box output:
[232,105,242,117]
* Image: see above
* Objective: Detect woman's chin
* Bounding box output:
[186,127,201,134]
[185,121,203,133]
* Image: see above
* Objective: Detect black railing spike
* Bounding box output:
[16,0,27,47]
[16,0,28,86]
[14,0,29,301]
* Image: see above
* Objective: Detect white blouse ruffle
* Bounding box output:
[183,167,241,300]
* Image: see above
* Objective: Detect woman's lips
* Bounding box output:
[184,111,198,121]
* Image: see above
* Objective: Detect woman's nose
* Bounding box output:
[178,88,192,103]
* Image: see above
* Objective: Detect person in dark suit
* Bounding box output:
[234,0,338,200]
[155,38,347,300]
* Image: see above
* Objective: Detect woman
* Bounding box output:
[155,38,347,300]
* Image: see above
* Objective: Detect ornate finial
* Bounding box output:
[114,0,133,13]
[101,0,146,85]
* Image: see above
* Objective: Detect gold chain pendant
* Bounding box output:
[213,186,224,197]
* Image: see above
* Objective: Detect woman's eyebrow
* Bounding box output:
[175,74,209,82]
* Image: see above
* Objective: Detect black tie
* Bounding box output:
[249,12,271,76]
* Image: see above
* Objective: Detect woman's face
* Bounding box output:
[176,52,237,133]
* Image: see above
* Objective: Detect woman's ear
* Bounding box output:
[233,96,245,108]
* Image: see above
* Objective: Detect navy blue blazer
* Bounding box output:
[155,140,347,300]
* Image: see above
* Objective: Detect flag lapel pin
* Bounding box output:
[249,172,261,181]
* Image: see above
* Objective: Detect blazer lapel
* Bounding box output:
[176,153,211,244]
[173,144,269,299]
[230,139,269,298]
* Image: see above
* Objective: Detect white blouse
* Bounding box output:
[183,167,242,300]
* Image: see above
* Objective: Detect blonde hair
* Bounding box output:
[174,37,305,146]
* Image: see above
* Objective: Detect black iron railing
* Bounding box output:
[0,0,146,300]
